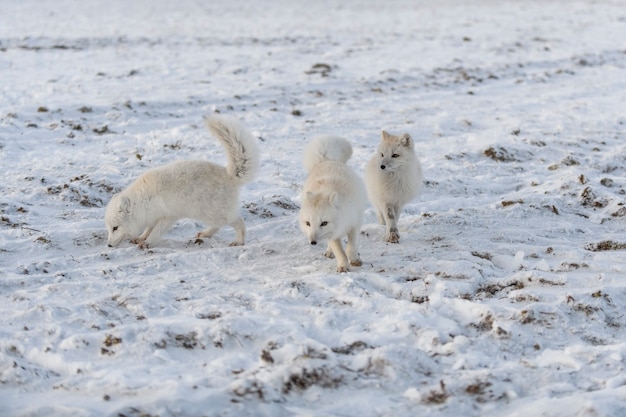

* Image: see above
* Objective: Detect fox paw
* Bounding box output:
[350,259,362,267]
[385,231,400,244]
[229,241,244,247]
[131,238,150,249]
[336,265,350,273]
[324,250,335,259]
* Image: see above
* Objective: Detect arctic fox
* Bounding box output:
[299,135,367,272]
[105,115,260,248]
[365,130,423,243]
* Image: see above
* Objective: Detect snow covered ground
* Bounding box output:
[2,0,626,415]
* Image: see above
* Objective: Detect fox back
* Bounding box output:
[302,135,352,173]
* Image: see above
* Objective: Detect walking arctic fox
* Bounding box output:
[299,135,367,272]
[365,130,423,243]
[105,115,260,248]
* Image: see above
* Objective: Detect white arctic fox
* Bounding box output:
[365,130,423,243]
[105,115,260,248]
[299,135,367,272]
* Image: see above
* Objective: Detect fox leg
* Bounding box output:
[346,227,362,267]
[324,244,334,259]
[131,226,154,245]
[138,218,175,248]
[228,217,246,246]
[376,209,386,225]
[197,226,219,239]
[383,204,400,243]
[328,239,349,272]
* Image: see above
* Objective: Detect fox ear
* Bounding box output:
[119,196,131,213]
[381,130,393,141]
[400,133,413,148]
[328,192,338,204]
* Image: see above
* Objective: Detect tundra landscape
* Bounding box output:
[1,1,626,416]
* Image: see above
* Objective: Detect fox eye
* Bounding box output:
[305,221,311,227]
[380,153,384,158]
[112,226,119,232]
[320,221,328,227]
[392,154,400,158]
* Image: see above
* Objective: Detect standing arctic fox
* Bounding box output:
[105,115,260,248]
[299,135,367,272]
[365,130,423,243]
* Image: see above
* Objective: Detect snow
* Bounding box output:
[1,0,626,415]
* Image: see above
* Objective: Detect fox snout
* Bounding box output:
[379,157,390,170]
[106,232,125,248]
[307,231,319,246]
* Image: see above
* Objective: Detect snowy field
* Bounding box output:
[2,0,626,415]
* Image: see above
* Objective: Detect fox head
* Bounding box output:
[299,191,339,246]
[374,131,414,173]
[105,193,140,247]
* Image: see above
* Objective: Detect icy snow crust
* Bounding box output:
[1,0,626,416]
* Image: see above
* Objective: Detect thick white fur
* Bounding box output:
[105,115,259,248]
[299,135,367,272]
[302,134,353,173]
[365,130,423,243]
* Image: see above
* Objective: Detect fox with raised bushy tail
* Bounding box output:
[299,135,367,272]
[105,114,260,248]
[365,130,423,243]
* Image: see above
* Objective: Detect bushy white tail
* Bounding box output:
[204,115,260,185]
[303,135,353,173]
